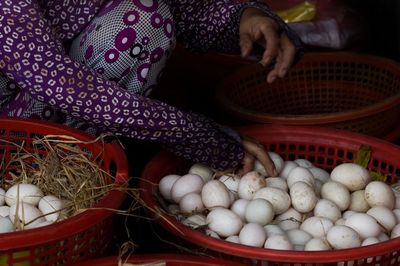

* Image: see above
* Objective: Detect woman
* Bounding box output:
[0,0,303,176]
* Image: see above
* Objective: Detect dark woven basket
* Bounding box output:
[215,52,400,138]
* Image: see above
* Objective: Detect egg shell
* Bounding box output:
[280,161,299,179]
[349,190,370,212]
[366,206,397,232]
[293,159,313,168]
[218,175,240,193]
[30,220,54,229]
[320,181,351,211]
[5,183,44,206]
[314,199,341,222]
[179,193,204,213]
[205,229,220,239]
[286,229,312,246]
[239,223,267,247]
[38,195,64,222]
[275,207,302,231]
[308,167,330,183]
[365,181,395,209]
[225,235,240,244]
[265,177,288,191]
[330,163,370,191]
[188,163,214,182]
[0,217,13,233]
[326,225,361,249]
[206,208,243,237]
[182,214,207,229]
[201,180,230,209]
[0,206,10,218]
[253,187,291,214]
[345,213,381,239]
[158,174,180,201]
[170,174,204,203]
[304,238,331,251]
[245,198,274,225]
[230,199,249,221]
[290,181,318,213]
[237,171,266,200]
[264,224,286,237]
[254,152,284,176]
[9,202,46,229]
[300,216,334,238]
[390,223,400,239]
[287,167,315,188]
[264,234,293,250]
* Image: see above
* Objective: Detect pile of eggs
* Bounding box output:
[158,152,400,251]
[0,183,65,233]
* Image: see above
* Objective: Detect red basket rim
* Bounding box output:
[216,52,400,125]
[0,118,129,250]
[139,125,400,263]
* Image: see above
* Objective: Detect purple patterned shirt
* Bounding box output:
[0,0,302,170]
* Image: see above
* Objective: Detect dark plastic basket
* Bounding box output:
[215,52,400,140]
[0,118,129,265]
[139,125,400,266]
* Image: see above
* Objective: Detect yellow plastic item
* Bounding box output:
[276,1,316,23]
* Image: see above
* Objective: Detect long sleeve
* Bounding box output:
[0,1,244,170]
[167,0,303,61]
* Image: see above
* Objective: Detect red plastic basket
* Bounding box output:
[0,118,129,265]
[139,125,400,266]
[215,52,400,140]
[74,253,247,266]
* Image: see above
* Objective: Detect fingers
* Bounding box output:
[266,34,295,83]
[239,33,254,58]
[258,22,280,67]
[242,139,278,177]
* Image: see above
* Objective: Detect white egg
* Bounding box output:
[313,199,341,222]
[158,174,180,201]
[9,202,46,229]
[308,167,330,183]
[348,190,369,212]
[5,183,44,206]
[188,163,214,182]
[237,171,266,200]
[239,223,266,247]
[225,235,240,244]
[265,177,288,191]
[365,181,395,209]
[290,181,318,213]
[170,174,204,203]
[362,237,380,246]
[38,195,64,222]
[293,159,313,168]
[304,238,331,251]
[30,220,54,229]
[0,206,10,217]
[320,181,351,211]
[393,209,400,223]
[205,229,220,239]
[0,217,13,233]
[345,213,381,239]
[245,198,274,225]
[300,216,334,238]
[230,199,249,221]
[253,187,291,214]
[286,229,312,246]
[201,180,231,209]
[326,225,361,249]
[264,224,286,237]
[275,208,302,231]
[179,193,204,213]
[330,163,370,191]
[206,208,243,237]
[279,161,299,179]
[287,167,315,188]
[390,223,400,239]
[366,206,397,232]
[264,234,293,250]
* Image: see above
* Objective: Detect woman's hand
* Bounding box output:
[215,137,278,177]
[239,7,296,83]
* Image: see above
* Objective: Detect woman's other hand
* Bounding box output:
[239,7,296,83]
